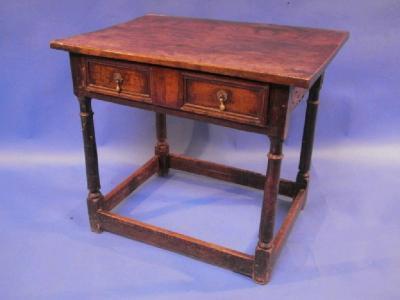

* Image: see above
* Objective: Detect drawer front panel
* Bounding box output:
[182,74,268,126]
[80,57,270,128]
[86,58,151,102]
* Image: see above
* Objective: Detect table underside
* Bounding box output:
[95,153,307,278]
[78,71,324,283]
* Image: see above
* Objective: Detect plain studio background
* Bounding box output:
[0,1,399,299]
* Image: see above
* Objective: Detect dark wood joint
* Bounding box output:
[155,112,170,176]
[87,191,104,233]
[253,242,273,284]
[296,172,310,190]
[155,142,170,176]
[70,53,86,97]
[266,85,291,139]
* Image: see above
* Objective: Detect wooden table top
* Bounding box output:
[50,14,348,88]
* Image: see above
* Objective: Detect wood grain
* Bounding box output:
[97,210,254,276]
[169,153,296,197]
[85,90,271,135]
[52,15,346,284]
[51,14,348,88]
[271,189,306,265]
[182,72,268,126]
[86,58,151,100]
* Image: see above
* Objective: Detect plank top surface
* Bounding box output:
[50,14,349,88]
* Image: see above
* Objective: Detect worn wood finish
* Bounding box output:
[97,210,254,276]
[79,97,101,192]
[151,67,183,108]
[252,188,306,283]
[182,73,269,126]
[52,15,347,284]
[253,137,284,283]
[86,90,272,135]
[102,156,159,211]
[271,189,306,264]
[78,96,103,233]
[51,14,348,88]
[296,75,324,191]
[70,55,277,132]
[85,57,151,102]
[258,138,284,245]
[169,153,296,198]
[87,157,306,282]
[288,87,307,113]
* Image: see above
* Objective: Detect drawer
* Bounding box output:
[182,74,268,126]
[85,58,151,102]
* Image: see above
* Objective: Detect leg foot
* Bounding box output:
[254,137,283,283]
[78,96,104,232]
[253,242,272,284]
[87,192,103,233]
[155,142,169,176]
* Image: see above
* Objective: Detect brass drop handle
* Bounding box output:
[217,90,228,111]
[113,72,123,93]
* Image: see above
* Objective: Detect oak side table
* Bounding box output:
[50,15,348,284]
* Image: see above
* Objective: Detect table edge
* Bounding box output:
[50,18,349,89]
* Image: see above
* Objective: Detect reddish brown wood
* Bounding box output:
[84,153,306,284]
[70,53,85,97]
[87,192,103,233]
[51,14,348,88]
[169,153,296,197]
[182,73,269,126]
[258,138,284,245]
[97,210,254,276]
[253,242,273,283]
[288,87,307,113]
[78,96,104,233]
[102,156,158,211]
[283,87,308,139]
[69,54,276,134]
[85,57,151,102]
[253,137,283,283]
[51,15,347,284]
[271,189,306,263]
[267,85,292,139]
[86,90,271,135]
[296,75,324,191]
[151,67,183,108]
[253,188,306,283]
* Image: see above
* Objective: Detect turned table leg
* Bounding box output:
[155,112,170,176]
[253,137,283,284]
[78,96,103,233]
[296,75,324,207]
